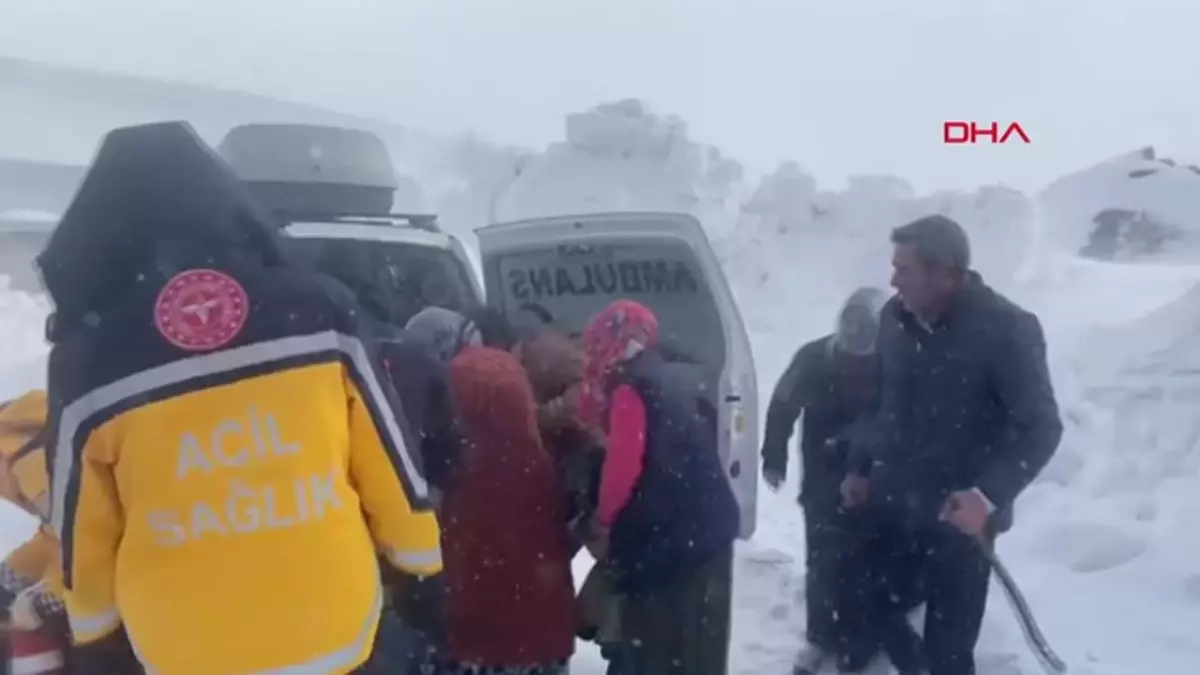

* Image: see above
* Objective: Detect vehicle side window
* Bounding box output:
[284,237,478,325]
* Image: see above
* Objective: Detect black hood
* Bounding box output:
[37,121,286,328]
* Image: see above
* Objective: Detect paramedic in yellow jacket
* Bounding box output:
[0,390,68,629]
[39,122,442,675]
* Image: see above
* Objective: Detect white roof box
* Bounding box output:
[217,124,399,217]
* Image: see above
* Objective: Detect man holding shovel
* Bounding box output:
[842,215,1063,675]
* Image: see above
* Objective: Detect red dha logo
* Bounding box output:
[943,121,1030,144]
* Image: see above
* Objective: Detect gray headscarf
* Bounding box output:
[832,287,889,356]
[404,306,483,363]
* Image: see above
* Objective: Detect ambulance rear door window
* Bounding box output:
[496,241,726,372]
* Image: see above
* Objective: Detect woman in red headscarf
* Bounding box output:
[579,299,740,675]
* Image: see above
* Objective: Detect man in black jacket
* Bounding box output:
[311,243,468,493]
[760,286,895,674]
[844,215,1063,675]
[314,254,473,675]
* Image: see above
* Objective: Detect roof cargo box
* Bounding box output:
[218,123,399,217]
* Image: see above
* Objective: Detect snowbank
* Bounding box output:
[0,279,49,401]
[431,100,1040,395]
[1039,146,1200,262]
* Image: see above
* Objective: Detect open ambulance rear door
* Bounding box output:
[476,211,759,538]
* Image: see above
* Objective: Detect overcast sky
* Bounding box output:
[3,0,1198,193]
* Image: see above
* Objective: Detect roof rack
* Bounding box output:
[274,210,442,233]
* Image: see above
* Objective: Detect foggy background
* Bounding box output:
[2,0,1197,193]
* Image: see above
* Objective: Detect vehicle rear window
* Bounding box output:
[493,240,727,371]
[285,237,478,325]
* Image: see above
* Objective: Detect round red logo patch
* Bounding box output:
[154,269,250,352]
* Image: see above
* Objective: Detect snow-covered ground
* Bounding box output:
[5,90,1200,673]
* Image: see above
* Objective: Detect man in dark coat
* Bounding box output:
[843,215,1063,675]
[761,286,903,674]
[312,245,468,493]
[313,253,475,675]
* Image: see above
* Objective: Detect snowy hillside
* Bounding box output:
[4,65,1200,673]
[1039,146,1200,262]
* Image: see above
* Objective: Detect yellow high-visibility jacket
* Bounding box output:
[0,390,65,601]
[48,265,442,675]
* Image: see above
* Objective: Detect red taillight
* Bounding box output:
[9,628,65,675]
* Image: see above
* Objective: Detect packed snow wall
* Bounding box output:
[1039,146,1200,263]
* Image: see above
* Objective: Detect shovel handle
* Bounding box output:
[974,538,1069,674]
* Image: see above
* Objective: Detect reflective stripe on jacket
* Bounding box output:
[48,265,442,675]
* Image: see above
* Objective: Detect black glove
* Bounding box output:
[390,573,447,645]
[71,625,144,675]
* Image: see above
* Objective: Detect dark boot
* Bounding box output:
[601,642,634,675]
[878,616,925,675]
[835,640,880,673]
[68,626,144,675]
